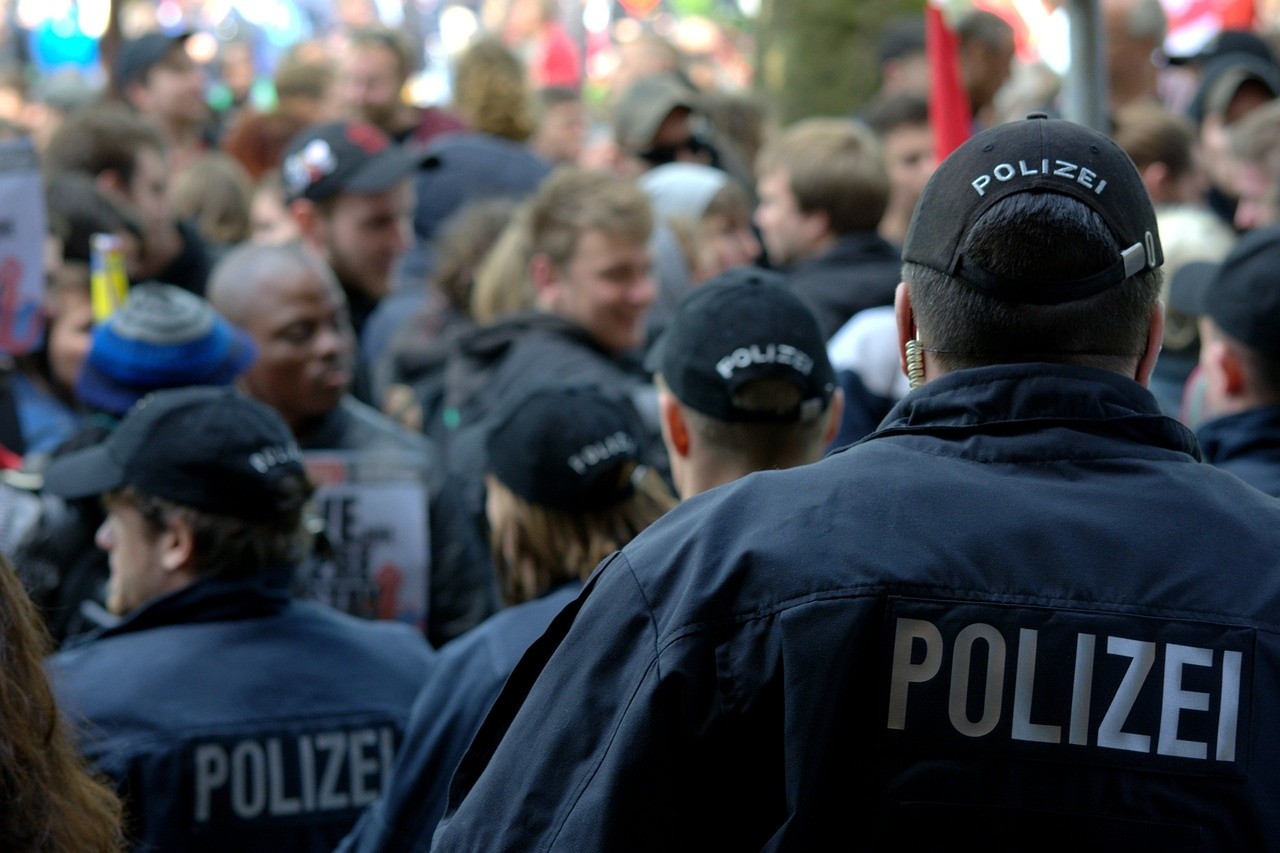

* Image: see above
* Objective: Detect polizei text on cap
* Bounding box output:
[971,159,1109,197]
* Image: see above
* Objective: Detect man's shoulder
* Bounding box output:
[48,600,431,723]
[325,396,435,455]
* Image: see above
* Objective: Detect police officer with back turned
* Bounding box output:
[431,115,1280,851]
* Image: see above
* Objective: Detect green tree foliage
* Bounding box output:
[756,0,920,123]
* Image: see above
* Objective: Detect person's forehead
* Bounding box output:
[883,123,933,149]
[326,182,414,217]
[154,44,197,73]
[570,228,648,264]
[130,146,168,180]
[253,266,343,317]
[344,41,401,72]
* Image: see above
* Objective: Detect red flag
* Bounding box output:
[1220,0,1255,29]
[926,2,971,161]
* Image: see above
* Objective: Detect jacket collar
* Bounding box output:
[853,363,1200,460]
[1197,405,1280,466]
[82,570,295,644]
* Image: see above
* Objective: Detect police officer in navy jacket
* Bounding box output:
[432,116,1280,851]
[44,387,432,852]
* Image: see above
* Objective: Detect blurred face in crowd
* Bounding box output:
[97,492,168,616]
[310,181,414,301]
[696,211,760,282]
[754,166,825,267]
[1231,159,1279,231]
[45,278,94,394]
[881,122,936,221]
[531,100,587,166]
[537,228,655,354]
[234,262,355,433]
[337,41,405,133]
[251,182,302,246]
[128,43,209,128]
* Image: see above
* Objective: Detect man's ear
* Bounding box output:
[94,169,127,197]
[659,390,690,458]
[801,207,833,247]
[121,80,149,113]
[530,253,558,310]
[1139,161,1171,204]
[290,198,322,247]
[1206,337,1248,398]
[894,282,914,377]
[158,515,196,576]
[1135,300,1165,388]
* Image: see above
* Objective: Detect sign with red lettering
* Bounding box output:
[0,136,45,355]
[302,449,430,632]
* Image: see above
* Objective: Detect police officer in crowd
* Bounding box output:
[1170,226,1280,495]
[431,115,1280,850]
[337,384,676,851]
[649,266,843,498]
[44,387,431,852]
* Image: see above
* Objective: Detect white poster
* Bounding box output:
[303,449,430,632]
[0,136,46,355]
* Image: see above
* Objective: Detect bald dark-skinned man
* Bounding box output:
[208,244,499,646]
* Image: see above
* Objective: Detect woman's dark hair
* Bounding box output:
[0,554,124,851]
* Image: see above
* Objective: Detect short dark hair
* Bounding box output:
[1112,100,1195,179]
[42,102,165,185]
[119,478,314,581]
[863,91,930,138]
[658,375,832,471]
[957,9,1015,49]
[346,26,415,80]
[906,192,1162,373]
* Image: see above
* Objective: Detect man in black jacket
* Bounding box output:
[753,116,902,340]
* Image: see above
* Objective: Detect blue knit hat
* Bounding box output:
[75,282,258,416]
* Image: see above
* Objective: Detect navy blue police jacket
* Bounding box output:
[433,363,1280,852]
[1197,405,1280,498]
[339,582,582,853]
[47,570,433,853]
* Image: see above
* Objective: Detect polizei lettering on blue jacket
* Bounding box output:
[192,725,397,823]
[881,599,1252,775]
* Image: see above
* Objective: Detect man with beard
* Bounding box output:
[280,119,435,403]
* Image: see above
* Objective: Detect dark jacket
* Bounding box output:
[47,571,432,853]
[337,583,582,853]
[435,364,1280,851]
[1197,405,1280,497]
[787,231,902,340]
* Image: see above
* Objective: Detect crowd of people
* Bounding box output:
[0,0,1279,850]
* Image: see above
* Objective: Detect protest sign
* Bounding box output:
[302,448,430,631]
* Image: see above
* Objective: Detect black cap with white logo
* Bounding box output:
[648,266,835,423]
[903,114,1163,305]
[43,386,308,523]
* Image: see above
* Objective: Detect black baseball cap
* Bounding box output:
[43,386,309,523]
[649,266,835,423]
[1167,226,1280,358]
[1166,28,1277,67]
[903,113,1163,305]
[486,385,644,511]
[116,31,192,90]
[281,120,433,203]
